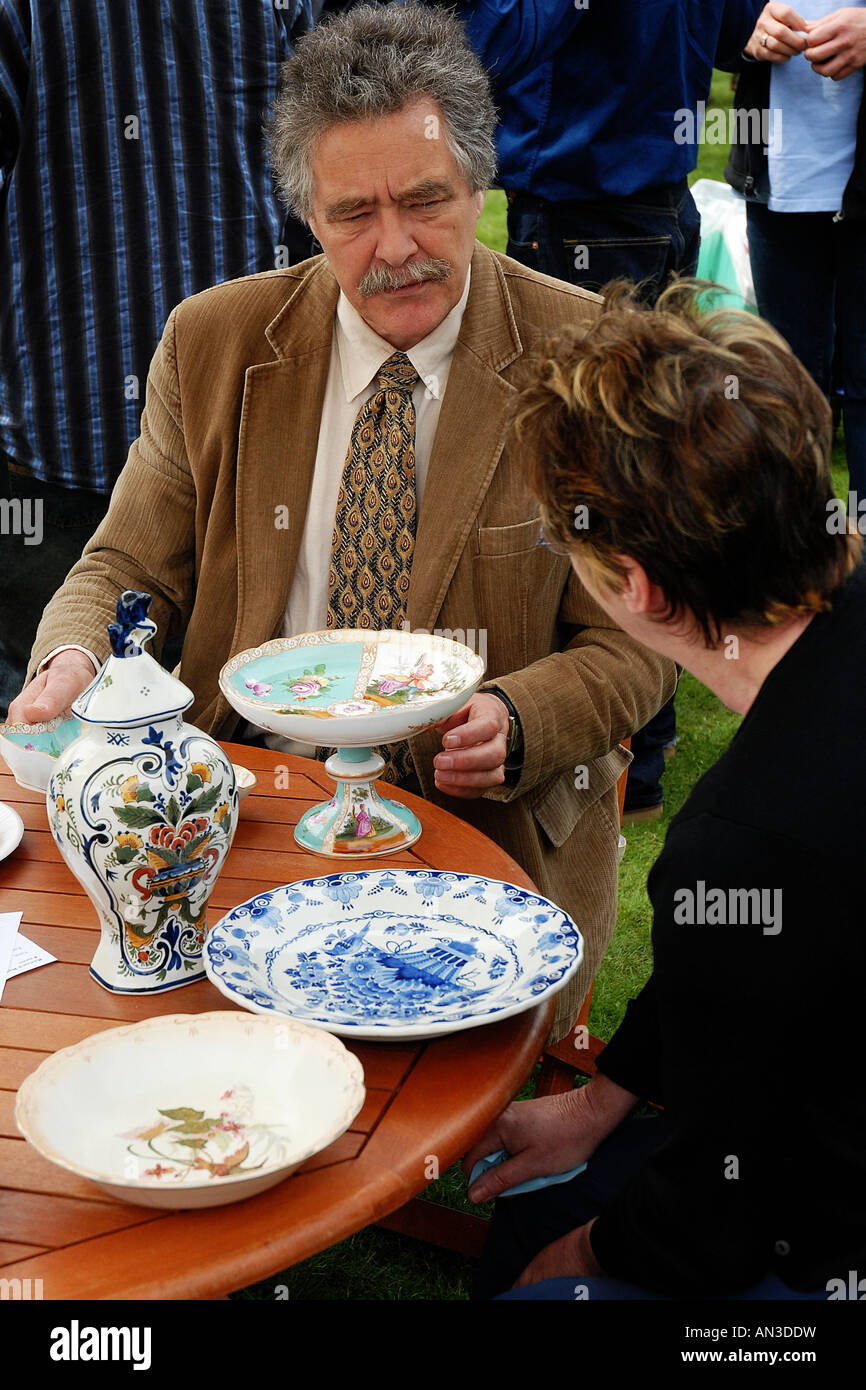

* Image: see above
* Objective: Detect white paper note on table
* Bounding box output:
[7,933,57,980]
[0,911,23,1003]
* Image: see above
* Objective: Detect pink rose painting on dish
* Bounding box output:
[288,675,330,701]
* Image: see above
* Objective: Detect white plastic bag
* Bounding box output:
[692,178,756,311]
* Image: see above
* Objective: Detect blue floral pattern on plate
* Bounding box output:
[204,870,583,1040]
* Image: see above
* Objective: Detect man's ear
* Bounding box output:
[616,556,663,617]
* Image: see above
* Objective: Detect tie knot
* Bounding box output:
[376,351,419,394]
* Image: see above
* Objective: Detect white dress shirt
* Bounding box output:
[283,268,470,647]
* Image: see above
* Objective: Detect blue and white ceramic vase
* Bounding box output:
[46,591,238,993]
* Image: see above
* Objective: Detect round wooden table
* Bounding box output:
[0,744,553,1299]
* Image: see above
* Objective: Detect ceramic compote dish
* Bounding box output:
[0,716,82,792]
[47,591,239,993]
[219,628,485,857]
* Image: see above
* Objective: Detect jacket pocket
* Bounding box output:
[473,516,565,675]
[476,516,543,557]
[530,743,632,848]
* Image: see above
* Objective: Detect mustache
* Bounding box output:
[357,258,452,297]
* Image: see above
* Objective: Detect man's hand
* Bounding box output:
[463,1073,638,1202]
[513,1220,603,1288]
[745,2,809,60]
[804,8,866,78]
[7,650,96,724]
[431,691,510,799]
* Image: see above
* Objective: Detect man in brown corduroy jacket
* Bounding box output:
[9,6,675,1037]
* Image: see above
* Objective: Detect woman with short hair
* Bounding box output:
[466,281,865,1300]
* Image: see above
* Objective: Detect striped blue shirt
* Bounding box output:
[0,0,312,492]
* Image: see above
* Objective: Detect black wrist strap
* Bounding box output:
[489,687,524,769]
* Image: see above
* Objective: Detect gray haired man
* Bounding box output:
[14,4,675,1038]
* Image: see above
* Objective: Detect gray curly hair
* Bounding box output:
[268,3,498,222]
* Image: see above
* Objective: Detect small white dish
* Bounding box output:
[0,802,24,862]
[232,764,257,802]
[15,1011,365,1208]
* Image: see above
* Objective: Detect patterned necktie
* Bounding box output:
[323,351,420,786]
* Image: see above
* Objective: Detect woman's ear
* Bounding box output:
[615,556,666,617]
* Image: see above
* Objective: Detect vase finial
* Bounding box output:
[108,590,157,658]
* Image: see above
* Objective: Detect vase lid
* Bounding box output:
[71,591,194,726]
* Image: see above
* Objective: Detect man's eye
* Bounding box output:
[413,201,439,210]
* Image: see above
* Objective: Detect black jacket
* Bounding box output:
[591,561,866,1295]
[724,58,866,220]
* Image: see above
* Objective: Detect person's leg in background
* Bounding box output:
[746,203,866,496]
[834,217,866,498]
[0,466,111,718]
[746,204,836,393]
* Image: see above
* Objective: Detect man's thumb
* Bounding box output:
[468,1151,536,1203]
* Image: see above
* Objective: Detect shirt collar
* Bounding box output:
[336,266,471,404]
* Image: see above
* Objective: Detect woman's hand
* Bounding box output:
[463,1072,638,1203]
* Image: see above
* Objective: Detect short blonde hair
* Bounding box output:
[515,280,861,644]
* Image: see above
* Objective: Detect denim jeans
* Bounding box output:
[746,203,866,497]
[505,182,699,806]
[505,179,702,297]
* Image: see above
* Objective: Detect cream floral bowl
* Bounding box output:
[15,1011,365,1209]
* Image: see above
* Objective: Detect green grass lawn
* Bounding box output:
[233,75,852,1301]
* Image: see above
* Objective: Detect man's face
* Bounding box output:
[308,99,484,349]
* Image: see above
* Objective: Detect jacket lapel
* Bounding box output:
[408,244,522,633]
[229,263,339,662]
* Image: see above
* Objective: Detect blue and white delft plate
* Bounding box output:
[204,869,583,1040]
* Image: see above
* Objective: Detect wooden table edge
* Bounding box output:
[0,1000,553,1299]
[1,745,556,1298]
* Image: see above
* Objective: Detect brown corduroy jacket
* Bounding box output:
[29,242,676,1039]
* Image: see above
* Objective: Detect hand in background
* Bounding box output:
[804,7,866,78]
[7,650,96,724]
[745,2,809,60]
[513,1219,603,1288]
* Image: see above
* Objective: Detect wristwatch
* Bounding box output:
[489,687,524,786]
